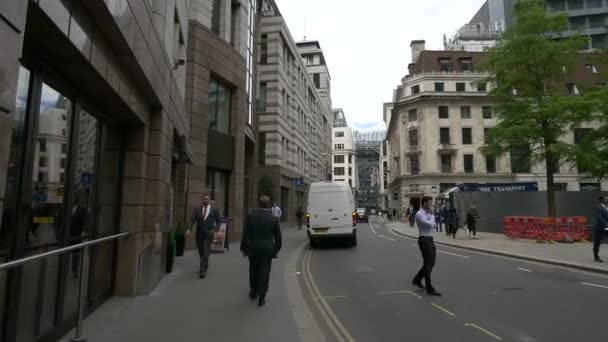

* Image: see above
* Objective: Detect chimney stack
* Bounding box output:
[410,40,426,63]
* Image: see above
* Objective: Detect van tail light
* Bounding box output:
[306,213,310,228]
[352,211,357,226]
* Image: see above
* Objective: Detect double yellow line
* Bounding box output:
[301,249,355,342]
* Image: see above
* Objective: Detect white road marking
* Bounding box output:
[377,234,396,242]
[437,250,471,259]
[581,282,608,289]
[376,290,410,295]
[517,267,533,273]
[321,295,348,300]
[410,244,418,248]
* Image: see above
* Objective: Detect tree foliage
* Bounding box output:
[480,0,592,215]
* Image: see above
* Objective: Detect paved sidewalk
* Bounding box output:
[383,220,608,275]
[61,228,319,342]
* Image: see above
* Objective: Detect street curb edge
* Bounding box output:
[390,228,608,276]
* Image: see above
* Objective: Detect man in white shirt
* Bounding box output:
[271,203,282,220]
[411,196,442,296]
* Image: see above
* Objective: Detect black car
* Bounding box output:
[356,208,368,222]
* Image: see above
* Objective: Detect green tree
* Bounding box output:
[480,0,591,216]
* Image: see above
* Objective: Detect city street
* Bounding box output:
[303,217,608,342]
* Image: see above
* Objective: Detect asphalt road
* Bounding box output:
[304,217,608,342]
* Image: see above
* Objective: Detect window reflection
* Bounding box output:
[28,84,72,247]
[208,78,232,135]
[1,66,31,253]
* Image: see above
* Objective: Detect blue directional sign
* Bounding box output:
[80,172,93,186]
[295,178,305,186]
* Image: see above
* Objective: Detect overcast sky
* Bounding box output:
[274,0,486,130]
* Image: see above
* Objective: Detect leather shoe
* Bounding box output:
[412,279,425,289]
[249,291,258,300]
[199,271,206,279]
[595,257,604,262]
[427,289,442,296]
[258,297,266,307]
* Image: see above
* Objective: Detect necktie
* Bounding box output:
[203,206,207,221]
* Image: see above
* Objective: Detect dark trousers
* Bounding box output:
[249,255,273,297]
[435,219,442,232]
[468,222,476,236]
[196,229,214,271]
[594,228,603,258]
[297,217,303,230]
[447,224,457,237]
[413,237,436,291]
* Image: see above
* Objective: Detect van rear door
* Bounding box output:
[310,191,351,229]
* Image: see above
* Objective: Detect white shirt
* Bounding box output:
[272,206,282,218]
[415,208,436,237]
[202,205,211,221]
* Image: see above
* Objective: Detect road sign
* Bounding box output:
[295,178,305,187]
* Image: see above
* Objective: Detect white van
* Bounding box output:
[306,182,357,247]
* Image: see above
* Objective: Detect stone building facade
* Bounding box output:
[256,0,333,225]
[386,40,608,212]
[331,109,357,190]
[0,0,261,340]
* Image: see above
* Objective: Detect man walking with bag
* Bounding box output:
[188,194,221,278]
[241,196,282,307]
[412,196,442,296]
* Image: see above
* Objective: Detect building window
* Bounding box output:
[589,15,605,28]
[548,0,566,11]
[334,155,345,163]
[39,157,48,167]
[39,139,47,152]
[261,34,268,64]
[409,129,418,146]
[462,128,472,144]
[258,82,267,113]
[408,109,418,122]
[460,59,472,72]
[438,106,449,119]
[460,106,471,119]
[439,59,451,72]
[477,82,487,92]
[211,0,222,34]
[335,131,345,138]
[208,78,232,134]
[567,0,583,10]
[349,167,352,176]
[587,0,603,7]
[441,155,452,173]
[591,34,607,50]
[60,158,67,169]
[484,128,493,143]
[61,143,67,154]
[410,156,420,175]
[585,63,598,74]
[38,172,47,183]
[334,167,345,176]
[334,144,344,150]
[313,73,320,89]
[580,183,600,191]
[482,106,493,119]
[456,82,465,92]
[574,128,592,173]
[60,172,65,183]
[411,85,420,94]
[259,133,266,165]
[566,83,579,95]
[464,154,474,173]
[440,128,450,144]
[510,146,531,173]
[62,129,66,136]
[434,82,445,92]
[486,156,496,173]
[569,16,586,30]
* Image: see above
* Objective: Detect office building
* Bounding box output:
[331,109,357,190]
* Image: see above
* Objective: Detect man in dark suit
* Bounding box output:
[188,194,221,278]
[240,196,282,307]
[593,195,608,262]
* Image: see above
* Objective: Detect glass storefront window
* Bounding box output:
[208,78,232,135]
[206,169,229,217]
[27,83,72,248]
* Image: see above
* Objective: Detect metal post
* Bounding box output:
[71,245,88,342]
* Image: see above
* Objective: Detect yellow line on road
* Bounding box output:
[466,323,503,340]
[431,303,456,317]
[303,249,355,342]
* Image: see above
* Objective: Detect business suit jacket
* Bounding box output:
[595,204,608,232]
[191,206,221,239]
[241,208,282,258]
